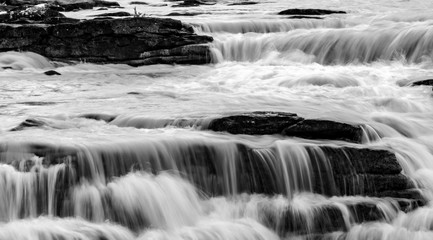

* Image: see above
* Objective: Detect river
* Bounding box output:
[1,0,433,239]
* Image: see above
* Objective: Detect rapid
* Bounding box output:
[2,0,433,239]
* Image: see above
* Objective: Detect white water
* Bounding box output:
[3,0,433,239]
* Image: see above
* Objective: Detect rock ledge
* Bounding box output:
[0,17,213,65]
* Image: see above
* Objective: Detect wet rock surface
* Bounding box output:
[278,8,347,15]
[0,17,213,65]
[207,112,363,143]
[89,11,132,17]
[3,0,120,11]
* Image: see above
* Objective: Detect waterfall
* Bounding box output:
[208,22,433,64]
[3,0,433,239]
[0,52,54,70]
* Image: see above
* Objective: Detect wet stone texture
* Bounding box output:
[0,17,213,65]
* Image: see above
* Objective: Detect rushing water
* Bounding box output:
[2,0,433,239]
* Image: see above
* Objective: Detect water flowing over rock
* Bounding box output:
[0,138,424,202]
[2,0,433,239]
[0,17,213,65]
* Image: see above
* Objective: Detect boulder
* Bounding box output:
[278,9,346,15]
[0,17,213,65]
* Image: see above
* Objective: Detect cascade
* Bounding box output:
[2,0,433,239]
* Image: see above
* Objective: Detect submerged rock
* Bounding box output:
[0,17,213,65]
[207,112,363,143]
[278,8,346,15]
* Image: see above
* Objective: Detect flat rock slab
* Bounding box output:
[207,112,363,143]
[0,17,213,65]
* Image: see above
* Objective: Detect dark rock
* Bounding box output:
[129,1,148,5]
[333,174,414,196]
[43,17,81,24]
[172,0,216,7]
[44,70,61,75]
[278,9,346,15]
[127,44,213,66]
[287,16,323,19]
[10,118,46,131]
[207,111,302,135]
[3,4,66,23]
[282,119,363,143]
[90,11,132,17]
[97,7,109,10]
[166,12,203,16]
[59,0,120,11]
[263,204,347,235]
[410,79,433,87]
[377,189,424,200]
[228,1,258,6]
[319,147,402,175]
[207,112,363,143]
[78,113,117,122]
[0,17,213,65]
[18,101,57,106]
[263,198,418,236]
